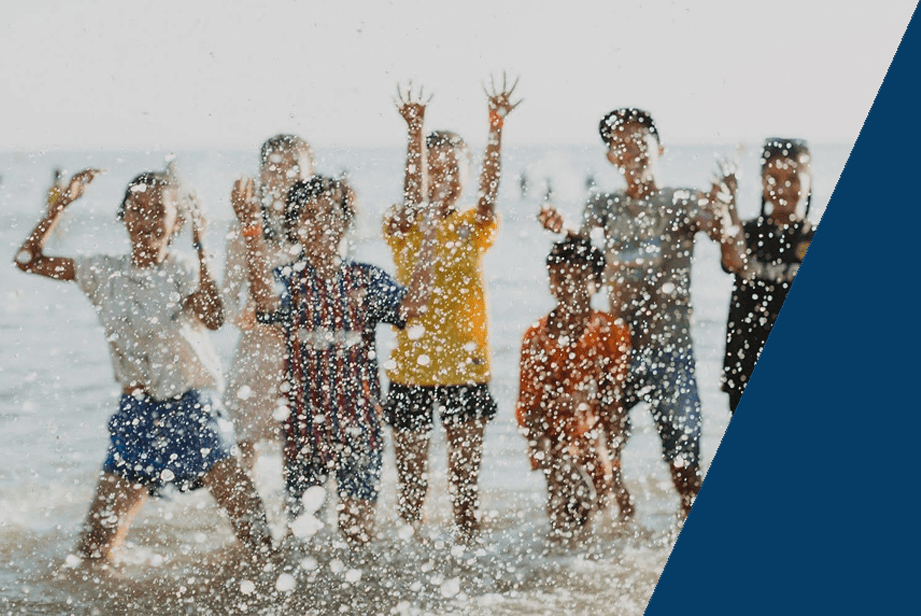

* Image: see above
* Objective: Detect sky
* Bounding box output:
[1,0,916,151]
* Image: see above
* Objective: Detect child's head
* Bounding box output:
[284,174,357,254]
[598,108,664,175]
[259,134,315,202]
[760,138,812,218]
[546,236,606,304]
[117,172,183,259]
[426,130,471,208]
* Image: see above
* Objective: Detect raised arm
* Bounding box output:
[14,168,103,281]
[476,73,522,221]
[181,193,224,330]
[700,160,751,277]
[398,207,439,322]
[231,177,280,316]
[387,83,430,234]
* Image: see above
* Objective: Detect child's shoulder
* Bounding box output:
[343,260,402,286]
[168,251,198,272]
[658,186,698,206]
[73,253,130,279]
[586,190,627,210]
[457,206,501,228]
[522,315,551,341]
[589,310,630,339]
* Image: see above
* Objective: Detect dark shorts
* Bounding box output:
[102,390,235,492]
[383,383,498,432]
[284,446,383,518]
[624,346,702,468]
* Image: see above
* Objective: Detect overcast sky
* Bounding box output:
[2,0,916,151]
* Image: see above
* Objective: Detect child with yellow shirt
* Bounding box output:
[382,77,520,542]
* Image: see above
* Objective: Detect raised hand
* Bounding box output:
[484,72,523,127]
[395,81,431,131]
[713,157,739,197]
[231,177,259,228]
[56,168,104,209]
[538,205,566,234]
[704,158,740,232]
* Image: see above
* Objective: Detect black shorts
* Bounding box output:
[383,383,498,432]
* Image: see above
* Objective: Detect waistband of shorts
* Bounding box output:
[119,388,217,405]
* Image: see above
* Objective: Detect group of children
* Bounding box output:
[13,74,815,561]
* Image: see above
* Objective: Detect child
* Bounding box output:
[381,76,521,541]
[222,134,315,470]
[722,138,815,414]
[232,173,436,546]
[13,168,274,563]
[516,236,633,540]
[539,108,749,518]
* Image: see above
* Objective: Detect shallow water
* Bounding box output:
[0,144,846,614]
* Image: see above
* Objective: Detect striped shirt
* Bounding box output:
[259,259,406,466]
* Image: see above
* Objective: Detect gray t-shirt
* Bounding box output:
[74,253,223,399]
[581,187,705,351]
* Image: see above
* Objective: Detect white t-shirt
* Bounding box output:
[74,253,223,400]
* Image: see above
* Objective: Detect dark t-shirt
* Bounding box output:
[722,216,814,394]
[581,188,704,351]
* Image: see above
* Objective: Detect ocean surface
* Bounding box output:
[0,143,848,615]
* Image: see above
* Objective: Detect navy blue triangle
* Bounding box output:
[645,6,920,614]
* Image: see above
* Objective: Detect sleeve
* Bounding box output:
[255,266,293,326]
[580,192,611,235]
[471,209,500,252]
[172,253,200,301]
[515,325,546,431]
[73,254,109,301]
[365,264,408,328]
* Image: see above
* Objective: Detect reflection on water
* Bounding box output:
[1,444,681,616]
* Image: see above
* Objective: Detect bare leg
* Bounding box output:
[76,472,148,561]
[543,452,594,542]
[445,418,486,542]
[201,457,274,561]
[393,429,431,526]
[609,458,635,519]
[597,402,633,519]
[339,497,375,546]
[670,463,702,519]
[237,439,259,472]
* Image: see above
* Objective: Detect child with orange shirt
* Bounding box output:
[517,236,633,540]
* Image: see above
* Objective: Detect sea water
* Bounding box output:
[0,143,847,615]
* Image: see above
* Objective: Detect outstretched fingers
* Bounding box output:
[485,72,524,117]
[62,168,104,203]
[395,80,430,128]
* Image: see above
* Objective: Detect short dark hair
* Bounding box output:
[599,108,661,148]
[761,137,810,167]
[284,174,357,244]
[425,130,472,167]
[117,171,178,221]
[426,130,467,152]
[260,134,314,169]
[546,236,606,285]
